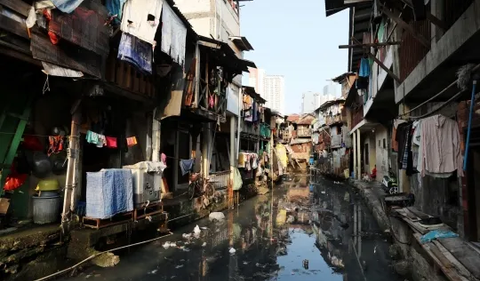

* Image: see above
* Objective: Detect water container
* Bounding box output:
[32,195,62,224]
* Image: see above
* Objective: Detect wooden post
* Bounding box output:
[194,43,201,108]
[205,53,209,109]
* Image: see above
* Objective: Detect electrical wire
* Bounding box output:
[399,63,480,118]
[33,232,174,281]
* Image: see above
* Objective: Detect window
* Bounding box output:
[383,138,386,149]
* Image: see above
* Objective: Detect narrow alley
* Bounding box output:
[59,176,401,281]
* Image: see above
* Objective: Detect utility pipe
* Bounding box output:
[464,80,477,170]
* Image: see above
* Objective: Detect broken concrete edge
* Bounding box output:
[348,180,391,232]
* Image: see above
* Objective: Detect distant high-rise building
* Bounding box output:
[301,91,321,113]
[323,81,339,98]
[249,69,284,114]
[263,75,285,114]
[248,68,265,96]
[302,82,339,113]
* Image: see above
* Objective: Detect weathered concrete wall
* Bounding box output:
[351,180,449,281]
[395,0,480,103]
[375,125,389,181]
[0,225,64,281]
[409,174,461,231]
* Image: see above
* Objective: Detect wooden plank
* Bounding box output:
[339,41,401,49]
[115,60,124,86]
[367,52,401,83]
[378,4,430,48]
[439,238,480,280]
[0,13,29,39]
[125,64,132,89]
[433,240,474,281]
[0,0,30,17]
[426,12,448,31]
[133,70,140,93]
[413,233,468,281]
[406,207,431,220]
[30,31,102,77]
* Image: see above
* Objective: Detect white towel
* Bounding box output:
[161,3,187,68]
[120,0,164,44]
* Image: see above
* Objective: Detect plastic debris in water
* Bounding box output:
[229,247,236,254]
[303,259,309,269]
[202,242,207,247]
[148,269,158,274]
[162,241,177,249]
[209,212,226,221]
[194,225,201,235]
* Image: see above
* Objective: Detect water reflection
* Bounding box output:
[63,176,400,281]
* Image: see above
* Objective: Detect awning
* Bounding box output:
[325,0,372,17]
[198,36,256,73]
[229,36,254,51]
[243,86,266,103]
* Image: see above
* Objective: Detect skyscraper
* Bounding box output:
[248,68,265,96]
[249,69,285,114]
[301,91,321,113]
[263,75,285,114]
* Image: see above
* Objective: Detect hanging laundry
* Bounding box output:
[252,154,258,169]
[233,168,243,191]
[161,2,187,67]
[86,130,99,145]
[97,134,106,148]
[358,58,370,77]
[106,0,127,24]
[120,0,164,45]
[126,136,138,147]
[238,153,246,168]
[421,115,463,177]
[49,0,85,14]
[245,154,252,171]
[243,95,253,110]
[47,136,64,156]
[4,164,28,191]
[118,32,153,74]
[106,136,118,148]
[179,159,194,176]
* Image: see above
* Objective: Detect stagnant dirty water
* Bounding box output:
[62,175,401,281]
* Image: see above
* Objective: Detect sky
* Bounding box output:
[239,0,350,114]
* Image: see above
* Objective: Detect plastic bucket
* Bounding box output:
[32,195,62,224]
[38,191,59,198]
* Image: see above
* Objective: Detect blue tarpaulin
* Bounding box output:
[50,0,85,14]
[420,230,459,244]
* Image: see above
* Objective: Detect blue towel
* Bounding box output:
[118,33,153,74]
[106,0,127,24]
[86,169,133,219]
[179,159,195,176]
[50,0,85,14]
[358,58,370,77]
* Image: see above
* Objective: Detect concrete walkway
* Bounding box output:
[348,179,391,232]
